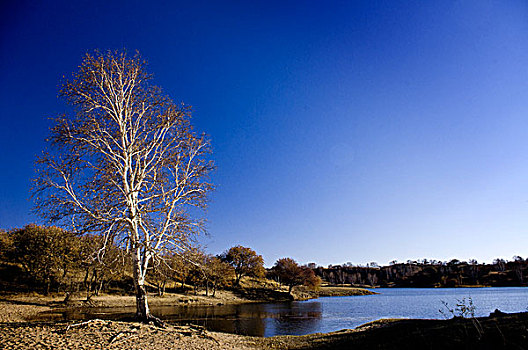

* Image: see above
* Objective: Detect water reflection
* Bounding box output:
[153,302,323,336]
[34,288,528,337]
[37,301,322,337]
[264,301,322,337]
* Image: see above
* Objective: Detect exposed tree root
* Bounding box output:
[108,330,139,345]
[64,319,105,332]
[137,314,166,328]
[63,316,226,348]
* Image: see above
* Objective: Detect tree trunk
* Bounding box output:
[96,280,104,296]
[135,281,150,320]
[131,251,165,327]
[132,246,151,321]
[156,281,166,297]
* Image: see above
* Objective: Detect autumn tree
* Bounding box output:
[272,257,321,293]
[33,50,213,322]
[220,245,265,285]
[10,225,79,294]
[158,246,203,293]
[180,250,234,296]
[148,255,173,297]
[184,249,209,295]
[203,256,234,296]
[79,234,127,300]
[0,229,13,262]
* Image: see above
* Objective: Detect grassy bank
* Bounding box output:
[0,284,376,321]
[317,286,377,297]
[0,289,284,322]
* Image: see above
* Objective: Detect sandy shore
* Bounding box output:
[3,312,528,349]
[0,300,52,323]
[0,319,264,350]
[2,294,528,350]
[0,286,375,322]
[0,290,262,323]
[0,293,264,349]
[7,289,524,349]
[0,288,372,349]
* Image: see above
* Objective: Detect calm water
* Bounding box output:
[39,287,528,337]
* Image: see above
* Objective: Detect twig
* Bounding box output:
[109,331,127,344]
[108,333,140,346]
[200,333,220,345]
[65,319,105,332]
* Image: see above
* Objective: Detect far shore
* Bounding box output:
[0,285,374,323]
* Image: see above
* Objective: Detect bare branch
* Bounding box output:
[33,50,214,321]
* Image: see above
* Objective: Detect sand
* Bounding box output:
[0,292,275,349]
[0,319,265,350]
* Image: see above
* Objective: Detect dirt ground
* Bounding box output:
[0,300,52,323]
[0,291,278,349]
[0,289,258,322]
[3,312,528,350]
[0,319,265,350]
[0,293,262,349]
[0,286,374,322]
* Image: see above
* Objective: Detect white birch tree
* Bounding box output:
[33,50,214,322]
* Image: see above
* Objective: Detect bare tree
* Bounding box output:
[33,50,213,322]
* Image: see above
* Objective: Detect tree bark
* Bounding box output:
[96,280,104,296]
[132,244,151,321]
[135,281,150,320]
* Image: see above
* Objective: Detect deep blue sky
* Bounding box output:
[2,1,528,266]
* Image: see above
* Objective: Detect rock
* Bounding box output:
[490,309,506,317]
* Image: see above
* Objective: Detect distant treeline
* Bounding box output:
[310,258,528,287]
[5,225,525,295]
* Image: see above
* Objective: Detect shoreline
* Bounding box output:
[3,288,526,348]
[1,307,527,349]
[0,286,375,323]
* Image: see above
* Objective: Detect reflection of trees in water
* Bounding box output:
[150,303,269,336]
[58,307,136,322]
[175,304,264,336]
[265,302,322,336]
[51,301,322,337]
[160,301,322,336]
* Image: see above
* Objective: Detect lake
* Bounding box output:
[40,287,528,337]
